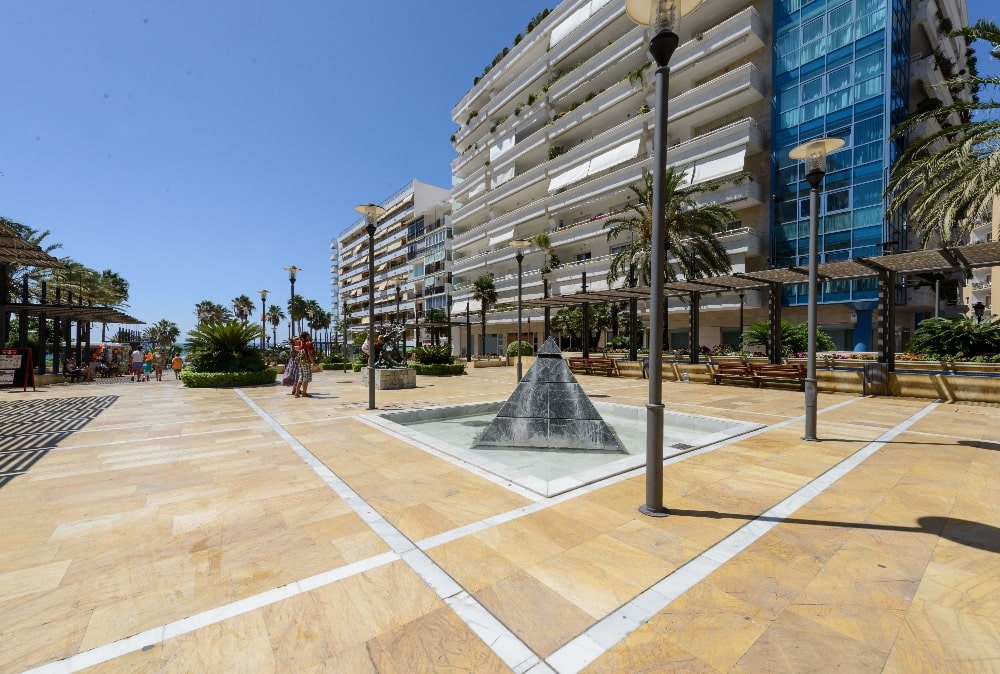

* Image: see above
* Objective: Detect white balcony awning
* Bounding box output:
[548,138,641,192]
[488,229,515,246]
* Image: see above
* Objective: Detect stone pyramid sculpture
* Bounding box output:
[473,337,625,452]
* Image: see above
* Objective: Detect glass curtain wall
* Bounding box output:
[771,0,909,306]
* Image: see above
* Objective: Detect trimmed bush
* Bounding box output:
[411,363,466,376]
[179,369,276,388]
[507,341,533,356]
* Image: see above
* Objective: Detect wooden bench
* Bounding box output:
[567,357,617,376]
[712,361,756,386]
[751,363,806,390]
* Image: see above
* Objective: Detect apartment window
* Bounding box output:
[610,245,626,256]
[576,252,592,262]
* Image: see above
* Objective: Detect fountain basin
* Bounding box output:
[366,401,763,497]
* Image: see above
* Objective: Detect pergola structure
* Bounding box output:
[524,242,1000,371]
[1,222,144,372]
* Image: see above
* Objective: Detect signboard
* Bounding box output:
[0,348,35,391]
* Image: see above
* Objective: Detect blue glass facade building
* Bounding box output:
[771,0,911,308]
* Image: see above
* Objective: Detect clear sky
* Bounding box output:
[1,1,552,340]
[2,1,998,342]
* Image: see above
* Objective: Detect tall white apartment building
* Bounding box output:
[333,179,450,340]
[447,0,974,354]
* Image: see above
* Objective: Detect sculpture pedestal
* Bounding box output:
[362,367,416,390]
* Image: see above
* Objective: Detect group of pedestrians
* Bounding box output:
[283,331,316,398]
[129,347,184,382]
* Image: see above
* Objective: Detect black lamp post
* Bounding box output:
[738,289,745,347]
[342,301,350,373]
[258,289,269,350]
[790,137,844,442]
[627,0,700,517]
[283,266,300,341]
[355,203,386,410]
[512,239,532,380]
[973,301,986,323]
[465,302,472,362]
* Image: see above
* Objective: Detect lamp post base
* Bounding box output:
[638,504,670,517]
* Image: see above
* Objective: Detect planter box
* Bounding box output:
[361,367,416,390]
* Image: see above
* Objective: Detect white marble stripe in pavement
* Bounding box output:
[541,401,940,674]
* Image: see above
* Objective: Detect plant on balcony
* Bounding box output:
[624,63,649,85]
[887,18,1000,246]
[637,103,650,115]
[466,110,479,126]
[547,146,566,160]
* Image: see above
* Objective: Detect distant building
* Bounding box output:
[332,179,450,344]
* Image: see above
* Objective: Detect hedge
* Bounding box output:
[178,370,277,388]
[410,363,466,376]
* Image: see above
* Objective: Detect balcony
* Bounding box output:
[666,117,763,168]
[546,26,645,104]
[716,226,764,258]
[670,7,767,94]
[910,54,959,111]
[667,63,766,140]
[546,0,624,72]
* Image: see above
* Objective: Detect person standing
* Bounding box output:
[293,331,315,398]
[152,351,166,381]
[130,346,145,382]
[171,353,184,379]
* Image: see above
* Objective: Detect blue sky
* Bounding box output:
[2,1,998,341]
[1,1,552,339]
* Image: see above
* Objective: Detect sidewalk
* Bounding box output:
[1,368,997,672]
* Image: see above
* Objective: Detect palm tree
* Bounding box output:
[195,300,230,325]
[144,319,180,353]
[886,19,1000,245]
[471,275,497,357]
[231,294,255,322]
[604,168,736,286]
[265,304,286,346]
[288,294,308,336]
[425,308,447,345]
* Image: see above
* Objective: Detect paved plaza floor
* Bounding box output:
[1,366,998,673]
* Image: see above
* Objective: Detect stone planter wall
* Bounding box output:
[361,367,416,390]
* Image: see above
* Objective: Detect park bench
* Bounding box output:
[62,362,84,383]
[712,361,756,386]
[567,357,617,376]
[751,363,806,390]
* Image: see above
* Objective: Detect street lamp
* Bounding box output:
[973,301,986,323]
[511,238,532,380]
[342,301,350,373]
[356,203,386,410]
[738,289,745,345]
[258,289,269,350]
[283,266,300,341]
[790,137,845,442]
[465,302,472,362]
[627,0,704,517]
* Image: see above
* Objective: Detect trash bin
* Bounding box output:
[863,362,889,396]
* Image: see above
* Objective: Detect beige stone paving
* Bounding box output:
[0,368,996,672]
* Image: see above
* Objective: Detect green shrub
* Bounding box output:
[906,316,1000,359]
[506,341,533,356]
[179,369,276,388]
[185,320,266,373]
[411,344,453,365]
[352,362,363,372]
[411,363,466,376]
[742,320,836,356]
